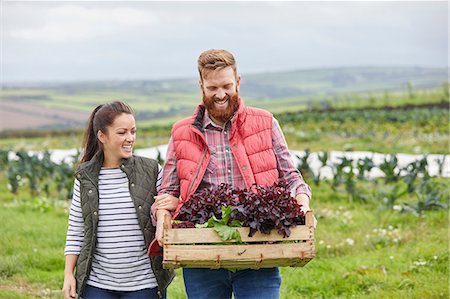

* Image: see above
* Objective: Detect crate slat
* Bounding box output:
[163,258,313,269]
[165,225,312,244]
[163,242,315,269]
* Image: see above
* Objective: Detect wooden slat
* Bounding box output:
[163,242,315,269]
[162,212,316,269]
[164,225,313,244]
[163,257,313,269]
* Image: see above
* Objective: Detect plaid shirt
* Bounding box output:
[159,109,312,199]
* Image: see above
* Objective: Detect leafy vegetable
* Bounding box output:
[176,182,305,238]
[196,206,242,242]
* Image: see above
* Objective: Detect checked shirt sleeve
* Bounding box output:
[272,117,312,200]
[158,137,181,198]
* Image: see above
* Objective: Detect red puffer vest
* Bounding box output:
[172,99,279,213]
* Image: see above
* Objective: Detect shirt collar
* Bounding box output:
[202,109,236,130]
[203,109,216,129]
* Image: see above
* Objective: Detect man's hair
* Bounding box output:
[197,49,237,81]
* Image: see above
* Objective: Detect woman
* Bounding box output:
[62,101,174,299]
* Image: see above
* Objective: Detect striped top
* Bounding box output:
[65,166,162,291]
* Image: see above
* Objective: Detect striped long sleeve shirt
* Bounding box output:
[64,166,162,291]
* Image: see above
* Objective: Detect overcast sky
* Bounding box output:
[2,1,448,83]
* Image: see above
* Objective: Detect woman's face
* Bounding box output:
[98,113,136,167]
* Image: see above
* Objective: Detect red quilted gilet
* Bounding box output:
[172,99,279,212]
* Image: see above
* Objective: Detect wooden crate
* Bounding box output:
[163,212,315,269]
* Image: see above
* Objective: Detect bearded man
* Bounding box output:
[152,49,312,299]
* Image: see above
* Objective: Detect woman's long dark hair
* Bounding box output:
[80,101,134,163]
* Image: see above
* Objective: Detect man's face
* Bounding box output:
[200,66,240,125]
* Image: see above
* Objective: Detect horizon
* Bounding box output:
[2,65,448,86]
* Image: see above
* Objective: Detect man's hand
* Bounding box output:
[296,194,311,213]
[62,272,76,299]
[153,194,180,211]
[296,194,317,228]
[155,209,171,246]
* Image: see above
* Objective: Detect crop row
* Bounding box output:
[0,150,78,200]
[1,148,448,216]
[278,106,448,134]
[297,150,449,215]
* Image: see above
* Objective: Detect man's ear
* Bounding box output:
[236,74,241,92]
[199,79,203,91]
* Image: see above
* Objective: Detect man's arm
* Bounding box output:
[271,117,312,211]
[158,137,181,197]
[152,137,181,243]
[151,137,180,221]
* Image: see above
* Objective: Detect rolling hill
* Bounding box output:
[0,66,447,131]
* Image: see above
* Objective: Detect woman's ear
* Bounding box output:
[97,130,106,144]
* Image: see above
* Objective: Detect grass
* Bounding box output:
[0,171,448,298]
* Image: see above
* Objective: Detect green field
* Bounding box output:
[1,66,447,131]
[0,67,448,298]
[1,94,448,154]
[0,171,448,298]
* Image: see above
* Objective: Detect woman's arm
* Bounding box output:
[62,179,84,298]
[62,254,78,299]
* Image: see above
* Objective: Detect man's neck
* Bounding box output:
[204,109,226,128]
[209,115,225,128]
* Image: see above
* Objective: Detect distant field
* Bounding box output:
[0,82,448,154]
[0,100,87,130]
[1,66,447,131]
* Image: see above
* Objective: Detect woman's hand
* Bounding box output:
[153,194,180,211]
[62,255,78,299]
[62,273,76,299]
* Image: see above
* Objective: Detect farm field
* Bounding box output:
[280,102,448,154]
[0,105,448,299]
[0,66,448,298]
[1,97,448,155]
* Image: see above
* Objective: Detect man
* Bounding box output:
[153,49,312,299]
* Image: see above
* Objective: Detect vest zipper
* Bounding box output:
[186,148,207,199]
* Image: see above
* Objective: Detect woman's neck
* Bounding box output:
[102,157,121,168]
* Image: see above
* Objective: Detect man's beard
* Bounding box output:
[202,92,239,124]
